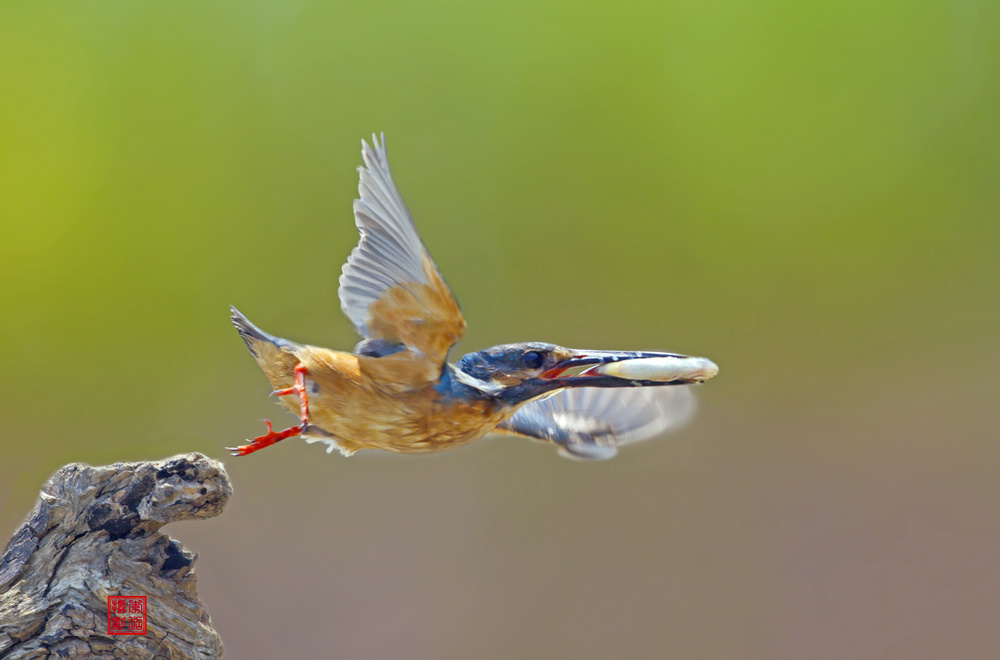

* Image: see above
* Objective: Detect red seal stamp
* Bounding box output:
[107,595,147,635]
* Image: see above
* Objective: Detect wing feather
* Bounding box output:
[338,134,466,363]
[496,386,697,459]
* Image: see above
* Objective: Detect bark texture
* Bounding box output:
[0,453,231,659]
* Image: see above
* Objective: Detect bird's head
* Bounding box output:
[451,342,717,405]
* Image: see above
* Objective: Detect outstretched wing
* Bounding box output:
[495,386,697,460]
[338,134,466,364]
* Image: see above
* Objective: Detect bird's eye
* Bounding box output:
[522,351,544,370]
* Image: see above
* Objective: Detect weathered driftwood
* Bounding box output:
[0,453,231,659]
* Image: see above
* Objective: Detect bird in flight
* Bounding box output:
[229,135,717,460]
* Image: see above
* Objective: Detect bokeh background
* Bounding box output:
[2,1,999,657]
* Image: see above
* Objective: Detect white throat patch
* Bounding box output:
[453,368,505,395]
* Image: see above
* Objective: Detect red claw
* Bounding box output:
[228,363,311,457]
[227,418,305,456]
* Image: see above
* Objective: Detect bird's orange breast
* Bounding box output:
[263,345,510,455]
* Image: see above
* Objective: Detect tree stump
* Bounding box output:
[0,453,231,659]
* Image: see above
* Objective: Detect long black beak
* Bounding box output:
[541,349,719,387]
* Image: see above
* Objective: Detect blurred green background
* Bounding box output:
[2,0,999,657]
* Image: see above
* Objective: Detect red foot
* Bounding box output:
[228,364,311,457]
[227,418,305,456]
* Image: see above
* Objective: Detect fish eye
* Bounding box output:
[522,350,544,370]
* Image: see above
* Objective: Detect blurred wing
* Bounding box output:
[496,386,697,460]
[338,134,466,364]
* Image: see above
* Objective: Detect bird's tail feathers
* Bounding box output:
[229,305,298,362]
[231,307,278,354]
[230,306,304,396]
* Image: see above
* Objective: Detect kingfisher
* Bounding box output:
[229,134,718,460]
